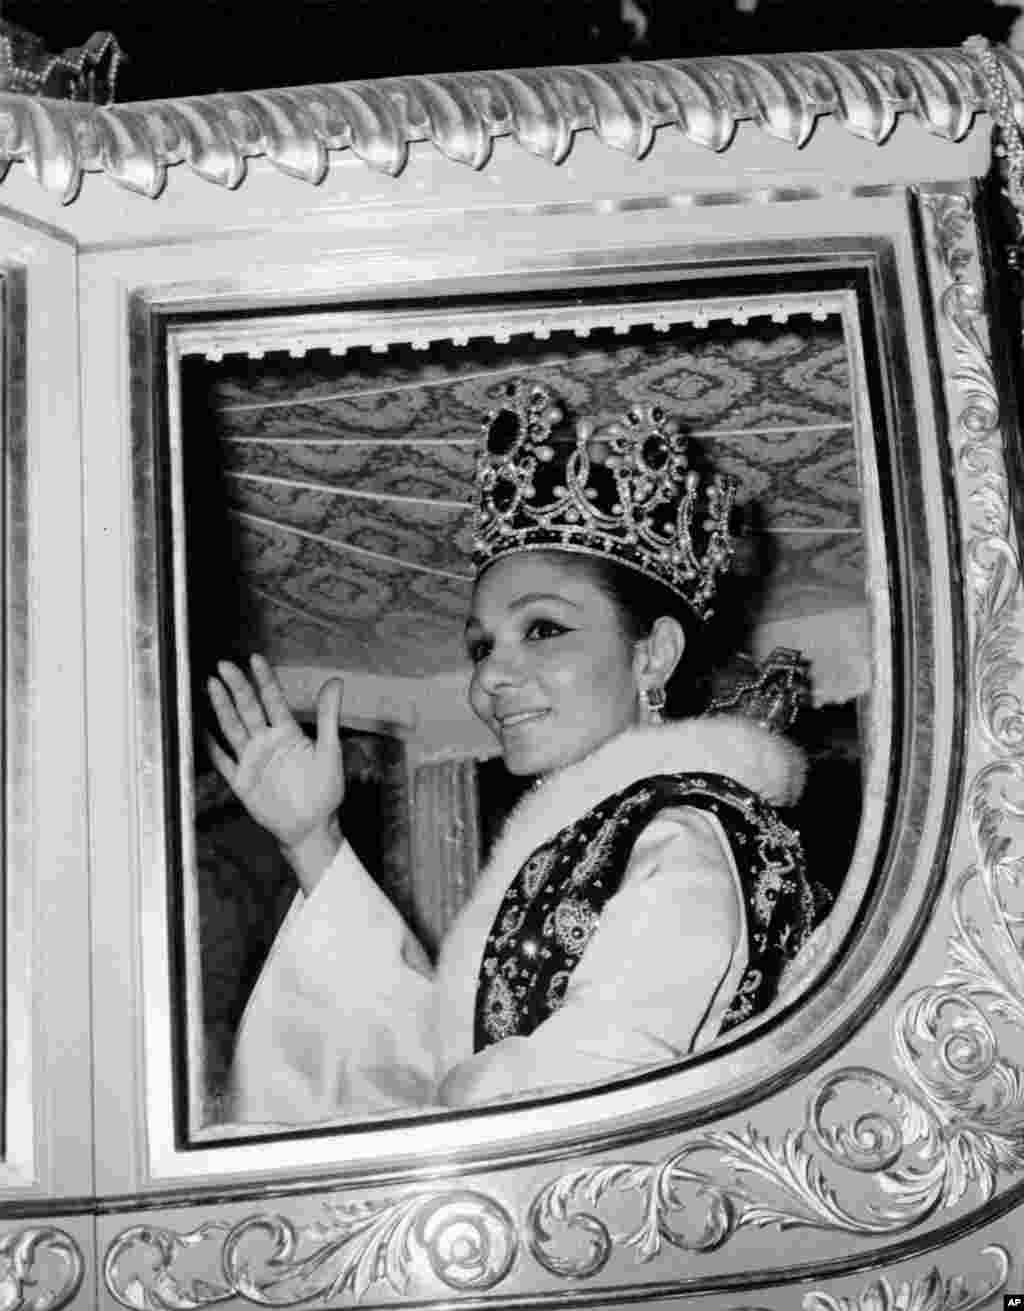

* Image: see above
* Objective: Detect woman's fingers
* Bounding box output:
[207,673,250,756]
[216,659,270,735]
[250,654,292,725]
[205,732,237,786]
[315,677,344,759]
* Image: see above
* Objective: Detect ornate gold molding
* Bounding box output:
[102,1206,1015,1306]
[0,44,1020,205]
[104,1192,518,1307]
[0,1226,85,1310]
[104,1222,230,1309]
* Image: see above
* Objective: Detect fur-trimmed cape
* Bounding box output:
[434,715,807,1070]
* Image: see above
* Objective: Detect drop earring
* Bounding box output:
[640,685,666,725]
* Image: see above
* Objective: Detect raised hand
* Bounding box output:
[206,655,345,893]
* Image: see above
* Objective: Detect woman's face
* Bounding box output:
[466,552,641,776]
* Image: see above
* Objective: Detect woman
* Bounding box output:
[209,382,824,1124]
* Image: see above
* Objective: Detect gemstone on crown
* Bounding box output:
[471,380,737,621]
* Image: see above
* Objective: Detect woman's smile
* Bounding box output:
[495,707,553,751]
[496,708,551,728]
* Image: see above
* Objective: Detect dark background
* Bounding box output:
[4,0,1019,100]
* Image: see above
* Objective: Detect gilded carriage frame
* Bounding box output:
[0,40,1019,1311]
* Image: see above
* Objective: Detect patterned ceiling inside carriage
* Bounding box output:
[181,310,867,704]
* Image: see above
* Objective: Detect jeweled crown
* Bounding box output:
[472,381,737,621]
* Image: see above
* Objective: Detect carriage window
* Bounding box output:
[159,282,890,1141]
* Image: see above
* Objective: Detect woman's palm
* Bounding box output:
[230,718,342,845]
[206,656,345,849]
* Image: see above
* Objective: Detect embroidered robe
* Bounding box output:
[474,772,827,1051]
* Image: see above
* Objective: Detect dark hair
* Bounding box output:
[564,555,713,719]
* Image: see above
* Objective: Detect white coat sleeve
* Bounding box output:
[230,840,438,1126]
[437,808,746,1108]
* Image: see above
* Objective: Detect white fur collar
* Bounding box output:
[481,715,803,899]
[433,715,805,1069]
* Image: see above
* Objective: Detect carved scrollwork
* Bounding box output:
[0,45,1018,204]
[105,1190,517,1307]
[527,1061,1020,1276]
[0,1226,85,1310]
[526,1097,948,1280]
[923,192,1024,756]
[799,1243,1010,1311]
[894,182,1024,1190]
[104,1223,233,1309]
[521,185,1024,1277]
